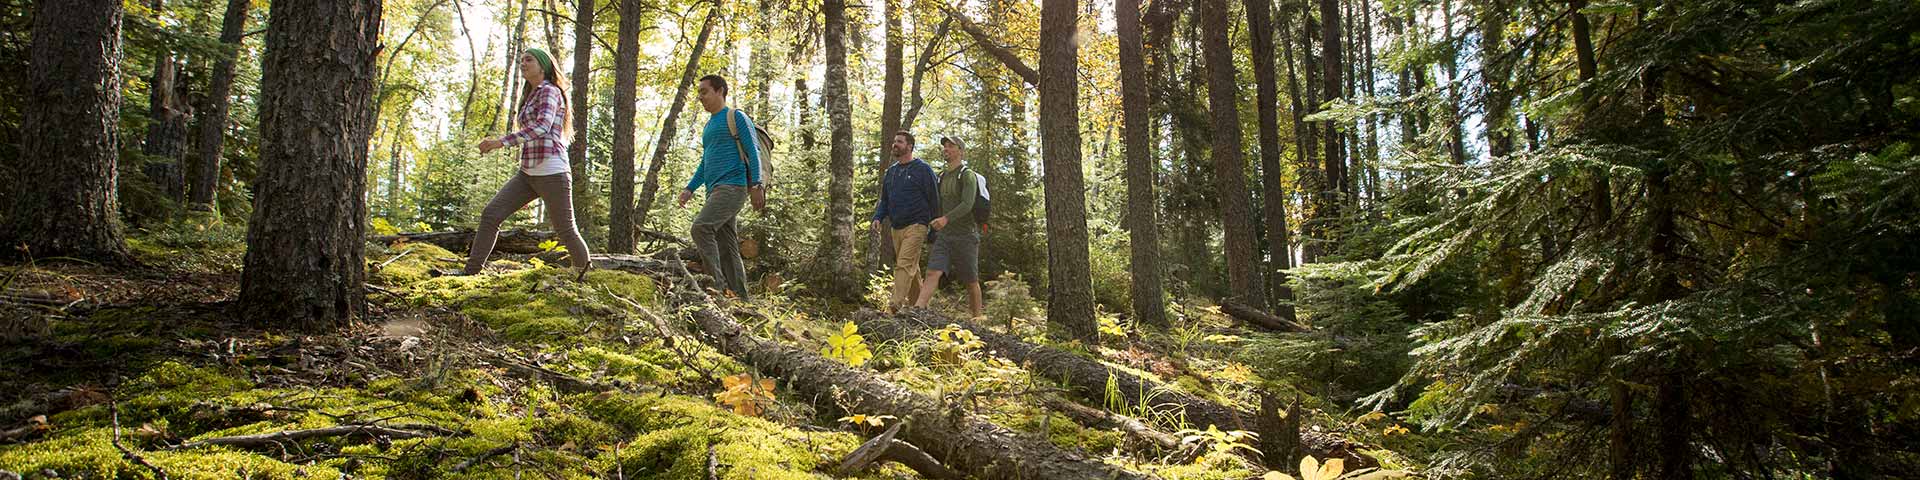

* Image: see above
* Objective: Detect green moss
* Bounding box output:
[370,242,462,285]
[0,427,338,479]
[578,392,860,480]
[1146,451,1258,480]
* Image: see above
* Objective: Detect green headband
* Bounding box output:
[525,48,556,81]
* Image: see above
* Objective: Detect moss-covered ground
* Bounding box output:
[1,226,1429,479]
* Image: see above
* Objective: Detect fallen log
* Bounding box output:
[1041,397,1180,451]
[371,229,554,254]
[1220,302,1309,333]
[171,424,444,450]
[854,308,1366,468]
[838,422,964,480]
[672,292,1149,480]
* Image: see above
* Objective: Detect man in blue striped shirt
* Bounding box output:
[677,75,761,300]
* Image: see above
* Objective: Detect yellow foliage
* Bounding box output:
[822,322,873,367]
[715,373,776,417]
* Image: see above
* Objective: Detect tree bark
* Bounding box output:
[1442,0,1467,166]
[1478,0,1514,160]
[142,0,191,206]
[188,0,251,210]
[807,0,860,299]
[1201,0,1261,307]
[1318,0,1348,214]
[680,301,1150,479]
[240,0,382,331]
[1117,0,1168,329]
[569,0,601,246]
[607,0,643,253]
[1039,0,1098,343]
[877,0,904,164]
[2,0,131,264]
[1247,0,1296,319]
[1222,301,1310,332]
[635,5,719,231]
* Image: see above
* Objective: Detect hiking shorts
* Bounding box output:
[927,227,980,283]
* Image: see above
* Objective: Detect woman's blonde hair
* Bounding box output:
[515,49,573,139]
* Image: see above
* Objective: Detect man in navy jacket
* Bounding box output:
[870,130,939,312]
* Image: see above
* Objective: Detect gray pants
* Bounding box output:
[466,172,591,274]
[692,185,749,299]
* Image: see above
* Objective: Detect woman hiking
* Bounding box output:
[456,48,592,280]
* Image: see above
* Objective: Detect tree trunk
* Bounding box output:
[1294,4,1326,264]
[1116,0,1168,329]
[1039,0,1097,343]
[1318,0,1347,215]
[2,0,131,263]
[569,0,601,247]
[607,0,642,253]
[1570,0,1598,82]
[808,0,860,299]
[1246,0,1296,320]
[878,0,904,163]
[1442,0,1467,166]
[796,78,816,149]
[680,301,1149,479]
[944,7,1039,87]
[635,6,719,231]
[1201,0,1261,307]
[240,0,382,331]
[188,0,251,210]
[1478,0,1514,160]
[142,0,191,206]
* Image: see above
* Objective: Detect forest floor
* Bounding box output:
[0,224,1421,479]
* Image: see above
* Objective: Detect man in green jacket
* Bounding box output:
[914,136,984,319]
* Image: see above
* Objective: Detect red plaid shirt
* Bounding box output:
[501,83,568,170]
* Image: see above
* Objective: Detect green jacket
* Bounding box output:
[936,162,978,232]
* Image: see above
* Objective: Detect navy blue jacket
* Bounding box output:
[871,158,940,229]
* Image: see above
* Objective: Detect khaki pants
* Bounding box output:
[889,224,929,308]
[466,172,591,274]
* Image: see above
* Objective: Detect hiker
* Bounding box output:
[676,74,763,300]
[914,136,985,319]
[464,48,591,280]
[871,130,940,313]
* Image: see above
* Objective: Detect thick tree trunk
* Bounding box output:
[607,0,642,253]
[189,0,250,210]
[2,0,131,263]
[635,6,719,231]
[240,0,382,331]
[807,0,860,299]
[1442,0,1467,166]
[1116,0,1168,329]
[1201,0,1261,307]
[678,300,1148,479]
[1039,0,1098,343]
[1246,0,1296,319]
[569,0,600,246]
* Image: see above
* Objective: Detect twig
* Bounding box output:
[110,399,169,479]
[171,424,443,450]
[375,248,416,270]
[452,442,519,473]
[603,288,719,384]
[706,442,719,480]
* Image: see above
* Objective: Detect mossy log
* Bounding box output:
[1221,301,1309,332]
[372,229,555,254]
[854,308,1365,468]
[673,293,1149,480]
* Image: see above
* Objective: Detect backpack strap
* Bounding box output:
[725,107,758,185]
